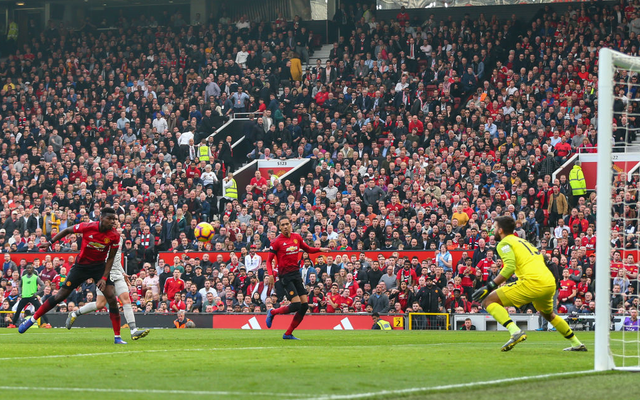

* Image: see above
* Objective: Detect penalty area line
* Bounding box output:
[0,343,455,361]
[306,370,599,400]
[0,386,309,398]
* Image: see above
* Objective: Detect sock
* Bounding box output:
[122,303,137,332]
[76,302,98,316]
[109,311,121,336]
[486,303,520,335]
[285,312,305,335]
[551,315,582,346]
[33,297,58,320]
[271,305,291,316]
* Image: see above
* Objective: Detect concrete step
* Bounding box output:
[302,44,334,72]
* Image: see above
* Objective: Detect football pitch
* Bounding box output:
[0,329,635,400]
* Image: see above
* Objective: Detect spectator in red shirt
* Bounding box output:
[477,250,495,281]
[457,259,476,298]
[558,269,577,308]
[164,269,185,301]
[325,283,341,313]
[339,288,353,309]
[396,6,410,24]
[170,292,186,312]
[249,170,267,196]
[390,281,414,311]
[344,273,359,297]
[396,260,418,286]
[554,136,572,162]
[408,116,424,136]
[39,261,58,283]
[581,227,596,249]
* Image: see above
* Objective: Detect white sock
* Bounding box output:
[76,302,98,316]
[122,303,137,332]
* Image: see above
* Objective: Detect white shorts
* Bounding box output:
[96,274,129,298]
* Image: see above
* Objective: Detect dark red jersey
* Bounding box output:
[268,233,320,276]
[72,222,120,265]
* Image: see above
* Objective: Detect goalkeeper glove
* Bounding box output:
[472,280,498,302]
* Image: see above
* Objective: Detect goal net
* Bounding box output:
[596,48,640,371]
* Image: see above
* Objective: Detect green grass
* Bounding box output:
[0,329,635,400]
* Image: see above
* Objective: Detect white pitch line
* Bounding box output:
[0,344,440,361]
[0,385,308,398]
[305,370,599,400]
[0,348,207,361]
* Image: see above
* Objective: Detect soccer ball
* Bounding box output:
[194,222,214,242]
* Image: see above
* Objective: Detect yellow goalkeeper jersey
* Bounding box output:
[496,234,554,285]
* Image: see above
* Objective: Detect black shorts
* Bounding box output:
[64,263,114,289]
[279,271,307,301]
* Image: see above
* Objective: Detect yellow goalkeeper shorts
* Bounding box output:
[496,280,556,314]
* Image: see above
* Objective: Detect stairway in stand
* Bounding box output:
[278,44,333,96]
[302,44,333,74]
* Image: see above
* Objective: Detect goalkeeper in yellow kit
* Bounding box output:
[473,216,587,352]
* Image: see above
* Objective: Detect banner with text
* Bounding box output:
[257,159,308,179]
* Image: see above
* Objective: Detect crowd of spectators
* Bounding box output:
[1,1,640,328]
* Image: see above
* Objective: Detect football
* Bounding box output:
[194,222,214,242]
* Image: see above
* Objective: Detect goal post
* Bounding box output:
[595,47,614,372]
[596,48,640,371]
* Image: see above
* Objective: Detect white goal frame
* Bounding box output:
[596,48,640,371]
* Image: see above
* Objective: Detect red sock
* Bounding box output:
[109,312,121,336]
[285,311,305,336]
[33,298,58,320]
[271,305,291,316]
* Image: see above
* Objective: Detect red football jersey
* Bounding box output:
[73,222,120,265]
[269,233,319,276]
[558,279,576,301]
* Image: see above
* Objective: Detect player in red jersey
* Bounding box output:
[265,217,329,339]
[18,208,127,344]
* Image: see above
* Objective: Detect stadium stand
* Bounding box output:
[0,0,636,327]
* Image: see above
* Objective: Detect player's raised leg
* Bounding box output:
[67,296,103,329]
[19,286,73,333]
